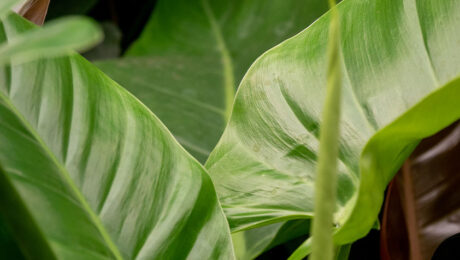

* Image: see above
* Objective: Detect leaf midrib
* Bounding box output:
[200,0,235,121]
[0,84,123,259]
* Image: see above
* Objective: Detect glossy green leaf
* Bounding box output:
[0,16,102,65]
[206,0,460,247]
[97,0,329,163]
[0,14,234,259]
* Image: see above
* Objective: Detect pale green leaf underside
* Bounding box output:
[206,0,460,245]
[96,0,329,163]
[0,14,234,259]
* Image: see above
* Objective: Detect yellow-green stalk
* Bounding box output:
[288,0,341,259]
[310,1,341,260]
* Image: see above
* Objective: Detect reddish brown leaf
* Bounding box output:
[381,121,460,260]
[18,0,50,26]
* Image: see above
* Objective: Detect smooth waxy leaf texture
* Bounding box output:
[97,0,329,162]
[0,14,234,259]
[206,0,460,246]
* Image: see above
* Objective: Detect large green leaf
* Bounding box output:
[206,0,460,246]
[0,14,234,259]
[97,0,329,162]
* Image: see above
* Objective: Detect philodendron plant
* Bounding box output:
[0,6,234,260]
[1,0,460,259]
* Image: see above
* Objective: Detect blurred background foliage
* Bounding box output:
[47,0,157,57]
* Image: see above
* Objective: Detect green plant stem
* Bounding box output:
[310,2,341,260]
[288,3,341,259]
[289,7,341,260]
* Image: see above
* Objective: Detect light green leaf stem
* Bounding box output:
[308,1,341,260]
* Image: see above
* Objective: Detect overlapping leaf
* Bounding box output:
[97,0,329,162]
[0,14,234,259]
[206,0,460,247]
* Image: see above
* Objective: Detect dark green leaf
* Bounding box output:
[0,218,24,260]
[97,0,329,162]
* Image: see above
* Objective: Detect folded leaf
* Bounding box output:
[97,0,329,162]
[206,0,460,246]
[0,14,234,259]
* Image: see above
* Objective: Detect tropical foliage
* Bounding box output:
[0,0,459,259]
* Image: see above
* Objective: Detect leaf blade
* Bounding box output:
[0,13,234,259]
[206,0,460,246]
[97,0,330,162]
